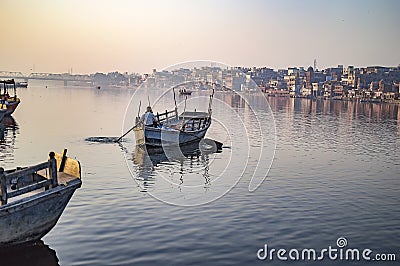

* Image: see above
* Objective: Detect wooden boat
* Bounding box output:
[0,79,21,116]
[15,81,28,88]
[0,150,81,247]
[134,90,214,149]
[179,88,192,95]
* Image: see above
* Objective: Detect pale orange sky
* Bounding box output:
[1,0,399,74]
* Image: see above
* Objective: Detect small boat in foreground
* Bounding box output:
[0,150,82,247]
[134,89,214,149]
[1,79,21,116]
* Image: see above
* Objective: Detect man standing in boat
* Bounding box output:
[140,106,159,127]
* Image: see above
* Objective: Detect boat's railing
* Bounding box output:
[0,152,59,205]
[1,79,17,99]
[156,108,178,123]
[182,117,210,131]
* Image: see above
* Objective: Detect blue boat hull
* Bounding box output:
[134,124,210,148]
[0,179,81,247]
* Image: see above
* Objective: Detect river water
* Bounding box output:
[1,80,399,265]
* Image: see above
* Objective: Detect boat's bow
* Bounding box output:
[0,150,82,247]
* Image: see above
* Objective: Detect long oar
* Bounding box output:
[116,101,142,143]
[115,122,140,142]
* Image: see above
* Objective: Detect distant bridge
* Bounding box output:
[0,71,94,85]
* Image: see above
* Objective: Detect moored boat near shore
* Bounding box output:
[0,79,21,116]
[0,150,82,247]
[15,81,28,88]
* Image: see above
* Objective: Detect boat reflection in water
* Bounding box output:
[0,116,18,138]
[132,139,221,192]
[0,240,59,266]
[0,117,18,163]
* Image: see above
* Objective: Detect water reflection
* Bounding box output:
[0,116,18,163]
[0,240,59,266]
[215,92,400,122]
[132,140,219,192]
[216,93,400,136]
[265,96,400,121]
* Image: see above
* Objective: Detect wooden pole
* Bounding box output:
[0,167,7,205]
[136,100,141,123]
[13,79,17,99]
[59,148,68,172]
[49,152,58,187]
[208,89,214,116]
[173,87,179,119]
[173,87,177,109]
[181,96,187,130]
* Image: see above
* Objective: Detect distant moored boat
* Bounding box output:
[179,88,192,95]
[15,81,28,88]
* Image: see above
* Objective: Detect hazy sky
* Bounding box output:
[1,0,399,74]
